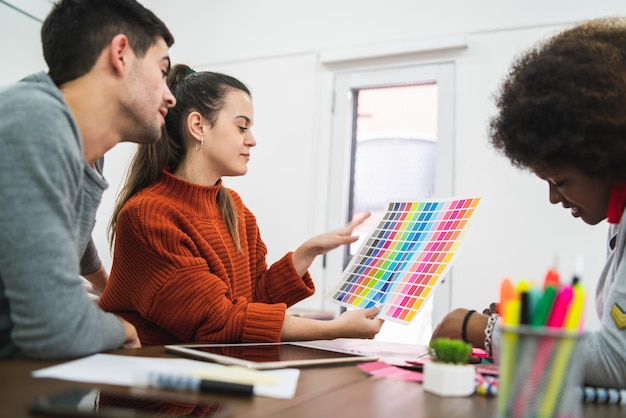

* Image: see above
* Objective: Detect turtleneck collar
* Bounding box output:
[607,183,626,224]
[152,168,223,218]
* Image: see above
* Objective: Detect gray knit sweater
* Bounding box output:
[0,72,125,359]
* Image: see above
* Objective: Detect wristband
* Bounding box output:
[461,309,476,343]
[484,313,498,358]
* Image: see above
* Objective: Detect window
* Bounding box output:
[325,63,455,344]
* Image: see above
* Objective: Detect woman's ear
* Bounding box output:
[187,111,205,139]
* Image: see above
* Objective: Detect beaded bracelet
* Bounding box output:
[484,313,498,358]
[461,310,476,343]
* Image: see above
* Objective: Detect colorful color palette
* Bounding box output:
[330,198,481,324]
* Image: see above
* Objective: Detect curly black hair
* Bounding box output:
[489,17,626,182]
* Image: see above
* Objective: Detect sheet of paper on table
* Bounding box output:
[32,353,299,399]
[304,338,429,367]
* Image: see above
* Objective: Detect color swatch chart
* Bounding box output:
[330,198,481,324]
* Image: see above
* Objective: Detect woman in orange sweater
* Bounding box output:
[99,65,384,345]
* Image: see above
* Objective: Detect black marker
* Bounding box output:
[519,289,531,325]
[143,372,253,396]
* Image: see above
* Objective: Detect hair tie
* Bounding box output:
[185,68,196,76]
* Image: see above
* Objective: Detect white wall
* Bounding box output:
[3,0,625,331]
[0,2,46,83]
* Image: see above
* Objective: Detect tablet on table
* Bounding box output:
[165,341,379,370]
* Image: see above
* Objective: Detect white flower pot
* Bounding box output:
[423,361,476,397]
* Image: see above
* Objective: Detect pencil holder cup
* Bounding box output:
[497,325,584,418]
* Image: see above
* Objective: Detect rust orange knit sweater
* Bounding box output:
[99,170,315,345]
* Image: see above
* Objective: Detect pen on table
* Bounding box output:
[135,371,254,396]
[578,386,626,404]
[483,378,626,405]
[475,373,499,396]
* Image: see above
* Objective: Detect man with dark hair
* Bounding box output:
[0,0,176,359]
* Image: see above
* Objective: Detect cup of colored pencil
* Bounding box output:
[496,268,586,418]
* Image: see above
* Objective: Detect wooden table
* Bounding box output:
[1,346,623,417]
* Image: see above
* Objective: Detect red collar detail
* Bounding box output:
[607,184,626,224]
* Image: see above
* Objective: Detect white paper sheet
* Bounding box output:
[32,353,300,399]
[303,338,429,367]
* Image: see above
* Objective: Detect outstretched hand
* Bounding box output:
[292,212,371,276]
[308,212,371,256]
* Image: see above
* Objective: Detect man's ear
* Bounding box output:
[109,34,131,76]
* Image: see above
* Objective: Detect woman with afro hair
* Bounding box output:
[431,17,626,389]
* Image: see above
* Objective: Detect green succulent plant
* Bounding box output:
[429,338,472,365]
